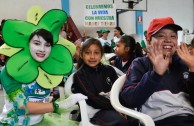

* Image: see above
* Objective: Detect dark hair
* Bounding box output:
[114,27,124,35]
[151,25,178,41]
[0,19,6,32]
[103,45,112,53]
[1,19,6,25]
[77,38,103,69]
[120,35,143,57]
[162,25,179,33]
[29,29,53,46]
[191,38,194,47]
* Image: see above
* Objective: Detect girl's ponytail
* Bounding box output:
[134,42,144,57]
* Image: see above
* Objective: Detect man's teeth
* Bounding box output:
[163,46,172,49]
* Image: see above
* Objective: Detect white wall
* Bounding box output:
[118,11,136,35]
[69,0,194,40]
[143,0,193,33]
[0,0,62,21]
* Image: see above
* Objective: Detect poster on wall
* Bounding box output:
[84,4,116,27]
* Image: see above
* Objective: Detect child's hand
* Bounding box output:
[147,38,171,75]
[177,42,194,72]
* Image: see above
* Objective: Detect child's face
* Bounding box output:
[29,35,51,62]
[115,41,128,57]
[81,44,102,68]
[150,28,178,56]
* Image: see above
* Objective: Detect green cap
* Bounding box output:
[96,29,102,33]
[101,29,110,33]
[141,40,146,48]
[144,30,147,36]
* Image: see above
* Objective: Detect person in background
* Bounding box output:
[98,29,113,53]
[0,20,8,64]
[0,54,8,67]
[187,38,194,53]
[0,19,6,46]
[140,30,149,54]
[72,38,138,126]
[60,23,67,39]
[111,35,143,73]
[73,38,82,63]
[111,27,125,52]
[96,29,103,39]
[98,29,111,46]
[121,17,194,126]
[112,27,125,44]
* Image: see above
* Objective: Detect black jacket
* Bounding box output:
[114,56,133,73]
[72,63,118,110]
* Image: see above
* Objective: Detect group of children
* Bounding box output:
[80,26,145,74]
[66,16,194,126]
[0,8,194,126]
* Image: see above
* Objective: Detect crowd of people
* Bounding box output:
[0,8,194,126]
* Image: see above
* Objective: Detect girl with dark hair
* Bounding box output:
[112,35,143,73]
[114,27,124,36]
[72,38,134,126]
[111,27,125,52]
[112,27,125,44]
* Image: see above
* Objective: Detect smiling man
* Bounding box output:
[121,17,194,126]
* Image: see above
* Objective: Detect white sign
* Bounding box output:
[84,4,116,27]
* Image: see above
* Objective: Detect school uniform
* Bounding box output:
[113,56,134,73]
[72,63,137,126]
[121,54,194,126]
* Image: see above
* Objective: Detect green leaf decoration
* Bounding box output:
[1,9,73,89]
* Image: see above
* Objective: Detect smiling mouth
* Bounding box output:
[36,53,45,57]
[88,61,96,63]
[163,45,172,49]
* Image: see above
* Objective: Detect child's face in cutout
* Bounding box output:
[115,41,128,57]
[29,35,51,62]
[81,44,102,68]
